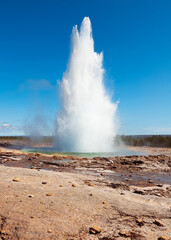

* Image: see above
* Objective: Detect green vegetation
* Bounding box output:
[120,135,171,148]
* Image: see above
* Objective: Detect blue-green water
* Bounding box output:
[22,147,147,158]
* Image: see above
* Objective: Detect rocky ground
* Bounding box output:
[0,143,171,240]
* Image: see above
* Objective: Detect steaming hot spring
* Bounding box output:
[24,17,143,157]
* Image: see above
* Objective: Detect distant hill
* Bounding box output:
[120,135,171,148]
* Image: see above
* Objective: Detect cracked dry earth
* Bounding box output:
[0,150,171,240]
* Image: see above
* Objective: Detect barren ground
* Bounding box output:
[0,143,171,240]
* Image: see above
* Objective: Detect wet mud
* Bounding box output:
[1,150,171,188]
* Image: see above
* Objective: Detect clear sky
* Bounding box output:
[0,0,171,136]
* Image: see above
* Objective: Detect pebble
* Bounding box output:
[119,230,131,237]
[12,178,21,182]
[156,193,162,197]
[158,237,168,240]
[60,184,64,187]
[89,226,102,234]
[88,183,94,186]
[157,184,163,187]
[148,179,154,183]
[46,193,52,196]
[42,182,47,184]
[1,230,5,234]
[47,229,52,233]
[136,218,144,226]
[72,184,76,187]
[154,220,164,227]
[103,201,107,204]
[28,194,34,198]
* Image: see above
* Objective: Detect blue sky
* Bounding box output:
[0,0,171,136]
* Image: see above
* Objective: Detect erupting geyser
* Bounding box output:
[55,17,118,152]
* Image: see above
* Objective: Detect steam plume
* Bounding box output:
[55,17,118,152]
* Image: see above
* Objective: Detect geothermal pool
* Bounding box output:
[22,147,147,157]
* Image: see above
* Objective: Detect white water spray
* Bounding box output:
[55,17,118,152]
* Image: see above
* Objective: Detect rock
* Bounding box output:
[101,172,105,176]
[156,193,162,197]
[47,229,52,233]
[136,218,144,226]
[72,184,76,187]
[85,180,90,184]
[1,230,5,234]
[103,201,107,204]
[60,184,64,187]
[88,183,94,186]
[28,194,34,198]
[157,184,163,187]
[132,160,144,165]
[42,181,47,184]
[154,220,164,227]
[119,230,126,236]
[30,216,34,218]
[134,189,145,195]
[148,179,154,183]
[12,178,21,182]
[35,153,40,157]
[119,230,131,237]
[46,193,52,196]
[89,226,102,234]
[158,237,168,240]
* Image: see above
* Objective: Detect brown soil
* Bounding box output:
[0,144,171,240]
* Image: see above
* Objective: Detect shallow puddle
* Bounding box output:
[105,171,171,186]
[70,167,171,186]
